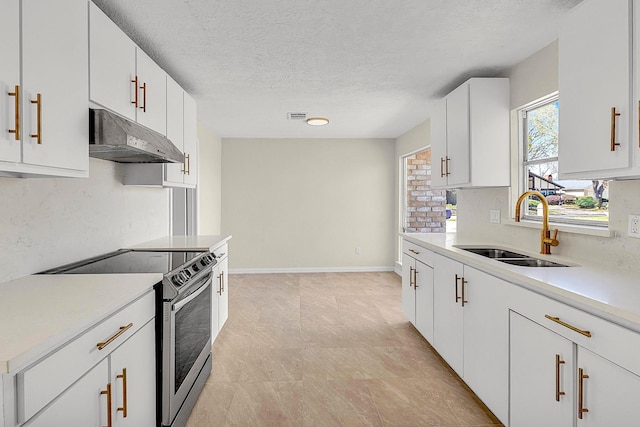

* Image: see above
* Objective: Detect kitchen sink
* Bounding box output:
[461,248,529,259]
[498,258,569,268]
[456,246,571,268]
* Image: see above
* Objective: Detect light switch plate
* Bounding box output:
[490,210,501,224]
[628,215,640,238]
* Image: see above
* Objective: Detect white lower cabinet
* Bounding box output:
[211,246,229,344]
[432,253,508,423]
[11,292,156,427]
[401,250,434,343]
[510,294,640,427]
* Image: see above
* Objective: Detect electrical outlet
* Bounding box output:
[490,210,501,224]
[629,215,640,238]
[355,247,361,255]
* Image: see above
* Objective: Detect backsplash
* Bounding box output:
[456,180,640,271]
[0,158,170,282]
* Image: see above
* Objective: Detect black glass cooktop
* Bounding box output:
[40,250,205,275]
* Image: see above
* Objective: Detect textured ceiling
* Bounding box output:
[91,0,583,139]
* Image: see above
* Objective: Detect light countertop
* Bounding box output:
[0,273,160,374]
[125,234,231,252]
[403,233,640,333]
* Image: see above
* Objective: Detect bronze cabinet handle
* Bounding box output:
[408,248,420,255]
[555,354,566,401]
[217,272,223,295]
[140,82,147,112]
[445,156,450,176]
[100,383,113,427]
[611,106,621,151]
[8,85,20,140]
[454,274,461,303]
[440,157,445,177]
[578,368,589,419]
[131,76,139,108]
[30,93,42,144]
[221,271,225,292]
[97,323,133,350]
[461,277,468,307]
[116,368,128,417]
[413,268,418,288]
[408,266,414,288]
[545,315,591,337]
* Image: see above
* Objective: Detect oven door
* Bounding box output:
[163,271,212,425]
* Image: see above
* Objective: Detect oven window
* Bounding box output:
[174,283,212,392]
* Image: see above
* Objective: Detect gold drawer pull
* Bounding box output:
[8,85,20,140]
[408,248,420,255]
[545,315,591,337]
[100,383,113,427]
[97,323,133,350]
[30,93,42,144]
[117,368,128,417]
[611,107,621,151]
[578,368,589,419]
[555,354,566,401]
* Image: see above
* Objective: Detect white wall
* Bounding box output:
[197,123,222,235]
[0,158,170,282]
[455,41,640,270]
[221,138,396,272]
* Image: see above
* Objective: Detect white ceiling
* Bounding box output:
[91,0,583,139]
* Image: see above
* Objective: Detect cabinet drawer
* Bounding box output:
[17,291,155,423]
[510,286,640,376]
[402,241,433,267]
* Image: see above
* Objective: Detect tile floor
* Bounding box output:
[186,272,503,427]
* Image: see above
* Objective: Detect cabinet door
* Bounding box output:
[445,82,470,186]
[182,93,198,187]
[462,267,509,424]
[89,3,136,120]
[401,253,416,325]
[0,0,20,163]
[430,98,448,188]
[109,321,156,427]
[21,0,88,171]
[432,254,464,376]
[24,359,109,427]
[165,77,185,185]
[413,260,434,344]
[211,265,220,344]
[558,0,631,176]
[135,49,167,135]
[577,346,640,426]
[217,257,229,330]
[510,312,573,427]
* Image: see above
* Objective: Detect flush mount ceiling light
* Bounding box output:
[305,117,329,126]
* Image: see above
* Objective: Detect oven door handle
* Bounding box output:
[172,274,212,312]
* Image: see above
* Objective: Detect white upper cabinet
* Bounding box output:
[89,2,137,121]
[558,0,634,179]
[0,0,89,177]
[135,49,167,136]
[89,3,167,136]
[0,0,20,163]
[165,76,186,184]
[182,93,198,187]
[430,78,510,188]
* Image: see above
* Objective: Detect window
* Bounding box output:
[521,95,609,227]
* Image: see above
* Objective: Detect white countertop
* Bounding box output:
[403,233,640,333]
[0,273,160,374]
[125,234,231,252]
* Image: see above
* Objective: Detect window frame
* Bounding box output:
[518,93,609,229]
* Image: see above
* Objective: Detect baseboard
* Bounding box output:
[229,266,395,274]
[394,261,402,276]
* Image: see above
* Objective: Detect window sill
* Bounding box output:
[504,218,612,238]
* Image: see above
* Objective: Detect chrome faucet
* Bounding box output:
[515,190,559,255]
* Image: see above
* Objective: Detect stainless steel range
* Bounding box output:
[41,249,217,427]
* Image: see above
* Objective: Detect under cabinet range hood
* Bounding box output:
[89,109,184,163]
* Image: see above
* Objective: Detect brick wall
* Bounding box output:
[405,149,447,232]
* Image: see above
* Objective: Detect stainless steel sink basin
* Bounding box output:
[498,258,569,268]
[461,248,529,259]
[456,246,571,267]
